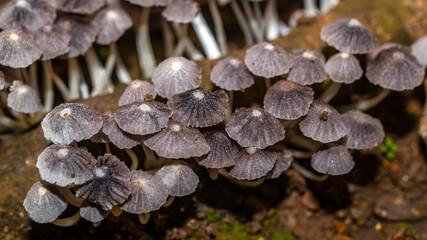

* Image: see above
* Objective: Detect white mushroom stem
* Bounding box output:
[230,0,253,45]
[79,79,90,99]
[319,82,342,103]
[191,13,222,59]
[42,61,54,112]
[291,161,329,182]
[208,169,219,180]
[142,143,165,170]
[111,206,123,217]
[320,0,340,13]
[253,1,264,31]
[288,149,314,159]
[125,149,139,171]
[68,58,82,100]
[138,212,150,224]
[0,116,28,131]
[85,47,114,96]
[218,168,266,187]
[278,20,292,36]
[264,0,279,40]
[29,63,38,93]
[286,133,321,152]
[160,18,175,58]
[113,43,132,84]
[354,89,391,111]
[52,210,81,227]
[162,196,175,207]
[59,187,85,207]
[240,0,263,42]
[208,0,228,55]
[303,0,319,17]
[136,7,157,78]
[42,60,71,101]
[172,23,204,60]
[91,44,117,96]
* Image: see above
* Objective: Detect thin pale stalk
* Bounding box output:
[44,60,71,101]
[42,61,54,112]
[59,187,85,207]
[52,210,81,227]
[226,91,234,121]
[319,82,342,103]
[29,63,38,92]
[138,212,150,224]
[68,58,81,100]
[265,0,281,40]
[303,0,318,17]
[340,89,391,112]
[160,18,175,58]
[191,13,221,59]
[291,161,329,182]
[218,169,265,187]
[208,0,228,55]
[136,7,156,78]
[230,0,253,45]
[85,47,113,96]
[113,43,132,84]
[125,149,139,171]
[240,0,263,42]
[162,196,175,207]
[105,142,111,153]
[111,206,123,217]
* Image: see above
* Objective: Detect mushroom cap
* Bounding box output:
[119,80,157,106]
[311,145,354,175]
[270,150,293,179]
[152,57,202,98]
[225,107,285,149]
[143,120,210,159]
[100,111,141,149]
[244,42,293,78]
[229,148,278,180]
[34,22,71,61]
[264,80,314,120]
[0,0,56,33]
[153,160,199,197]
[121,170,169,214]
[320,18,378,54]
[342,110,384,149]
[7,80,42,113]
[162,0,200,24]
[168,89,228,127]
[94,6,132,45]
[325,52,363,84]
[210,57,254,91]
[75,154,131,211]
[411,35,427,66]
[36,144,96,187]
[0,70,5,90]
[54,0,105,14]
[366,45,425,91]
[287,48,328,85]
[0,29,42,68]
[41,103,104,145]
[299,100,347,143]
[195,130,238,168]
[124,0,169,7]
[114,101,172,135]
[23,181,67,223]
[80,203,109,222]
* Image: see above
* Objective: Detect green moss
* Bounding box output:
[207,210,220,222]
[271,232,295,240]
[214,222,249,240]
[381,137,398,159]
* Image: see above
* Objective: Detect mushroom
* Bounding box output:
[34,21,71,61]
[80,203,109,223]
[195,130,238,168]
[342,110,384,149]
[325,52,363,84]
[210,57,254,91]
[162,0,200,24]
[54,0,105,14]
[287,48,328,85]
[119,80,157,106]
[411,35,427,67]
[0,70,5,90]
[0,29,42,68]
[125,0,169,6]
[311,145,354,175]
[270,150,293,179]
[93,4,133,45]
[229,147,278,180]
[7,80,42,113]
[97,111,141,149]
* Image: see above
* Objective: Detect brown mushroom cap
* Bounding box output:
[94,5,132,45]
[0,29,42,68]
[162,0,200,24]
[311,145,354,175]
[325,52,363,84]
[7,80,42,113]
[229,148,278,180]
[270,150,293,179]
[210,57,254,91]
[100,111,141,149]
[342,110,384,149]
[118,80,157,107]
[195,130,238,168]
[287,48,328,85]
[34,22,71,61]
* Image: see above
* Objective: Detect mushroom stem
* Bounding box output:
[79,79,90,99]
[93,221,102,227]
[286,134,321,152]
[136,7,156,78]
[288,149,314,159]
[291,161,329,182]
[303,0,318,17]
[208,0,228,55]
[105,142,111,153]
[138,212,150,224]
[59,187,85,207]
[265,77,271,90]
[191,12,222,59]
[68,58,82,100]
[160,18,175,58]
[42,61,55,112]
[264,0,281,40]
[208,169,219,180]
[253,1,264,32]
[0,116,28,131]
[230,0,253,45]
[125,149,139,171]
[111,206,123,217]
[29,63,38,93]
[113,43,132,84]
[85,47,114,96]
[353,89,391,111]
[52,210,81,227]
[142,143,162,170]
[162,196,175,207]
[319,82,342,103]
[320,0,340,13]
[226,91,234,121]
[172,23,204,60]
[218,169,265,187]
[43,60,71,101]
[240,0,263,42]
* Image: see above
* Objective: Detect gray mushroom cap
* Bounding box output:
[229,148,278,180]
[366,45,425,91]
[245,42,293,78]
[153,160,199,197]
[80,203,109,223]
[143,120,210,159]
[287,48,328,85]
[342,110,384,149]
[225,107,285,149]
[114,101,172,135]
[75,154,131,211]
[119,80,157,106]
[270,150,293,179]
[0,70,4,90]
[41,103,103,145]
[210,57,254,91]
[7,80,42,113]
[299,100,347,143]
[121,170,169,214]
[34,22,71,61]
[54,0,105,14]
[411,35,427,66]
[195,130,238,168]
[168,89,228,127]
[23,181,67,223]
[152,57,202,98]
[162,0,200,24]
[263,80,314,120]
[311,145,354,175]
[0,29,42,68]
[99,111,141,149]
[124,0,169,7]
[325,52,363,84]
[320,18,378,54]
[94,5,132,45]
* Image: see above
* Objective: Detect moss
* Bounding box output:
[271,232,296,240]
[207,210,220,222]
[214,222,250,240]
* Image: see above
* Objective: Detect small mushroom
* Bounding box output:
[287,48,328,85]
[7,80,42,113]
[118,80,157,106]
[94,5,133,45]
[342,110,384,149]
[34,22,71,61]
[98,111,141,149]
[229,148,278,180]
[210,57,254,91]
[0,29,42,68]
[54,0,105,14]
[270,150,293,179]
[311,145,354,175]
[80,203,109,223]
[411,35,427,67]
[325,52,363,84]
[162,0,200,24]
[195,130,238,168]
[124,0,169,7]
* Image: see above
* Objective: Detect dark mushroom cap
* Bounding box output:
[41,103,103,145]
[0,29,42,68]
[94,5,132,45]
[99,111,141,149]
[121,170,169,214]
[114,101,172,135]
[320,18,378,54]
[162,0,200,24]
[287,48,328,85]
[299,100,347,143]
[23,181,67,223]
[152,57,202,98]
[54,0,105,14]
[119,80,157,106]
[124,0,169,7]
[412,35,427,66]
[225,107,285,149]
[80,203,109,223]
[0,70,5,90]
[245,42,293,78]
[270,150,293,179]
[229,148,278,180]
[264,80,314,120]
[195,130,238,168]
[342,110,384,149]
[311,145,354,175]
[7,80,42,113]
[34,22,71,61]
[325,52,363,84]
[210,57,254,91]
[143,120,210,159]
[366,45,425,91]
[168,89,228,127]
[75,154,131,211]
[0,0,56,32]
[153,160,199,197]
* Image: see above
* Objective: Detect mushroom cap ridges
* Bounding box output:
[196,130,238,168]
[325,52,363,84]
[41,103,103,145]
[0,29,42,68]
[7,80,42,113]
[299,100,347,143]
[80,203,109,222]
[75,154,131,211]
[366,45,425,91]
[311,146,354,175]
[23,181,68,223]
[264,80,314,120]
[119,80,157,106]
[226,107,285,149]
[34,22,71,61]
[320,18,378,54]
[114,101,172,135]
[36,144,96,187]
[342,110,384,149]
[168,89,228,127]
[153,160,199,197]
[94,6,133,45]
[229,148,278,180]
[143,120,210,159]
[100,111,141,149]
[125,0,169,7]
[210,57,254,91]
[287,48,328,85]
[152,57,202,98]
[412,35,427,66]
[54,0,105,14]
[162,0,200,24]
[245,42,293,78]
[121,170,169,214]
[270,150,293,179]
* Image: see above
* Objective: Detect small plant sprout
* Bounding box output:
[381,137,398,160]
